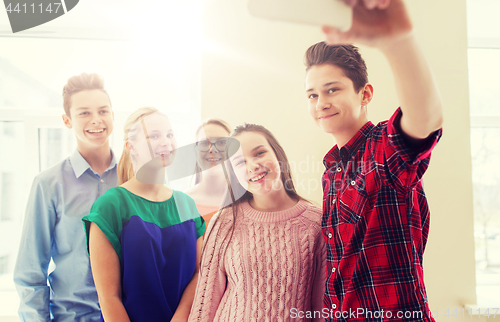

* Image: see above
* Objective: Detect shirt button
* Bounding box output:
[332,267,336,273]
[332,304,337,309]
[351,180,356,185]
[336,167,342,172]
[328,233,332,238]
[100,179,104,183]
[333,198,336,203]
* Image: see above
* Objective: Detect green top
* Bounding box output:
[82,187,205,260]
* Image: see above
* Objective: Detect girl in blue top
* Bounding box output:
[83,107,205,322]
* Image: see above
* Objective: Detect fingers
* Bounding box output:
[322,25,352,45]
[340,0,358,7]
[361,0,391,10]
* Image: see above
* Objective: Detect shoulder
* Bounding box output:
[172,190,198,210]
[297,201,322,224]
[34,157,72,184]
[295,201,323,237]
[92,187,128,208]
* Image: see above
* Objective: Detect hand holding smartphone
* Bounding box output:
[248,0,353,31]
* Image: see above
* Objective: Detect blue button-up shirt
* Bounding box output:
[14,149,117,322]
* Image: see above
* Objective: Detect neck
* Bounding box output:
[77,143,112,176]
[125,177,172,201]
[249,186,297,212]
[198,168,227,196]
[333,118,368,148]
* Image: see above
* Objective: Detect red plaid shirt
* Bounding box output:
[322,108,442,322]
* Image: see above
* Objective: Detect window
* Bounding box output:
[0,34,201,317]
[467,0,500,304]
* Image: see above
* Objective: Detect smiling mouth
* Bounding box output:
[86,128,105,133]
[206,158,222,162]
[319,113,339,119]
[156,151,173,157]
[249,171,268,182]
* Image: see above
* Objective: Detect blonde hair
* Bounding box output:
[117,107,160,185]
[62,73,110,117]
[194,119,231,184]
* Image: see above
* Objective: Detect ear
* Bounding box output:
[126,141,136,155]
[360,83,374,106]
[62,114,72,129]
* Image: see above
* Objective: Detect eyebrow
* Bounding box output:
[75,105,110,111]
[251,145,265,153]
[306,81,342,93]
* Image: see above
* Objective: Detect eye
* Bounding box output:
[236,160,245,166]
[100,110,109,114]
[255,151,265,157]
[328,88,339,94]
[80,112,89,116]
[308,93,318,99]
[167,133,174,138]
[148,135,159,139]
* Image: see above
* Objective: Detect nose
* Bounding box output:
[316,95,331,111]
[246,157,260,173]
[159,135,174,149]
[90,112,103,125]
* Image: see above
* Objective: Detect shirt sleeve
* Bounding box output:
[382,107,442,190]
[13,176,54,322]
[188,212,228,322]
[82,192,123,260]
[174,191,206,239]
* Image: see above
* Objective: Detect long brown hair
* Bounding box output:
[193,119,232,185]
[202,123,309,262]
[117,107,160,185]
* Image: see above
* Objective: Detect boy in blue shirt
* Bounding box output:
[14,73,117,321]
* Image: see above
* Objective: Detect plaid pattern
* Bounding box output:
[322,108,442,322]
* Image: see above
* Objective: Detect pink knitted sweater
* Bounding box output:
[188,200,326,322]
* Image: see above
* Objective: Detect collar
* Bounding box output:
[70,149,117,178]
[323,121,375,168]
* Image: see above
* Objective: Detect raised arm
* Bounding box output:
[323,0,443,140]
[89,223,130,322]
[13,177,53,321]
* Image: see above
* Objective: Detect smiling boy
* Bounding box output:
[305,1,443,321]
[14,73,117,321]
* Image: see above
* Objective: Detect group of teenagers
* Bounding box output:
[13,1,444,321]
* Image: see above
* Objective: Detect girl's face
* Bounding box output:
[128,113,177,171]
[229,131,282,196]
[196,124,230,171]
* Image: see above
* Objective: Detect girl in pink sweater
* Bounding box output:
[188,124,326,322]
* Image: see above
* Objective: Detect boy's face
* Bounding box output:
[305,63,371,136]
[62,89,114,150]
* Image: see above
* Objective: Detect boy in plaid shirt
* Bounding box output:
[304,0,443,321]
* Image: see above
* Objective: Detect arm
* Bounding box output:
[188,216,228,322]
[312,230,327,322]
[13,177,53,321]
[88,223,130,322]
[171,237,203,322]
[323,0,443,140]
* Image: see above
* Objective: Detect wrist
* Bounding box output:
[378,31,417,56]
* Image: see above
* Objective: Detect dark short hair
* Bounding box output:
[305,42,368,93]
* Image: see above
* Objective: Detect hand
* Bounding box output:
[340,0,391,10]
[323,0,413,48]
